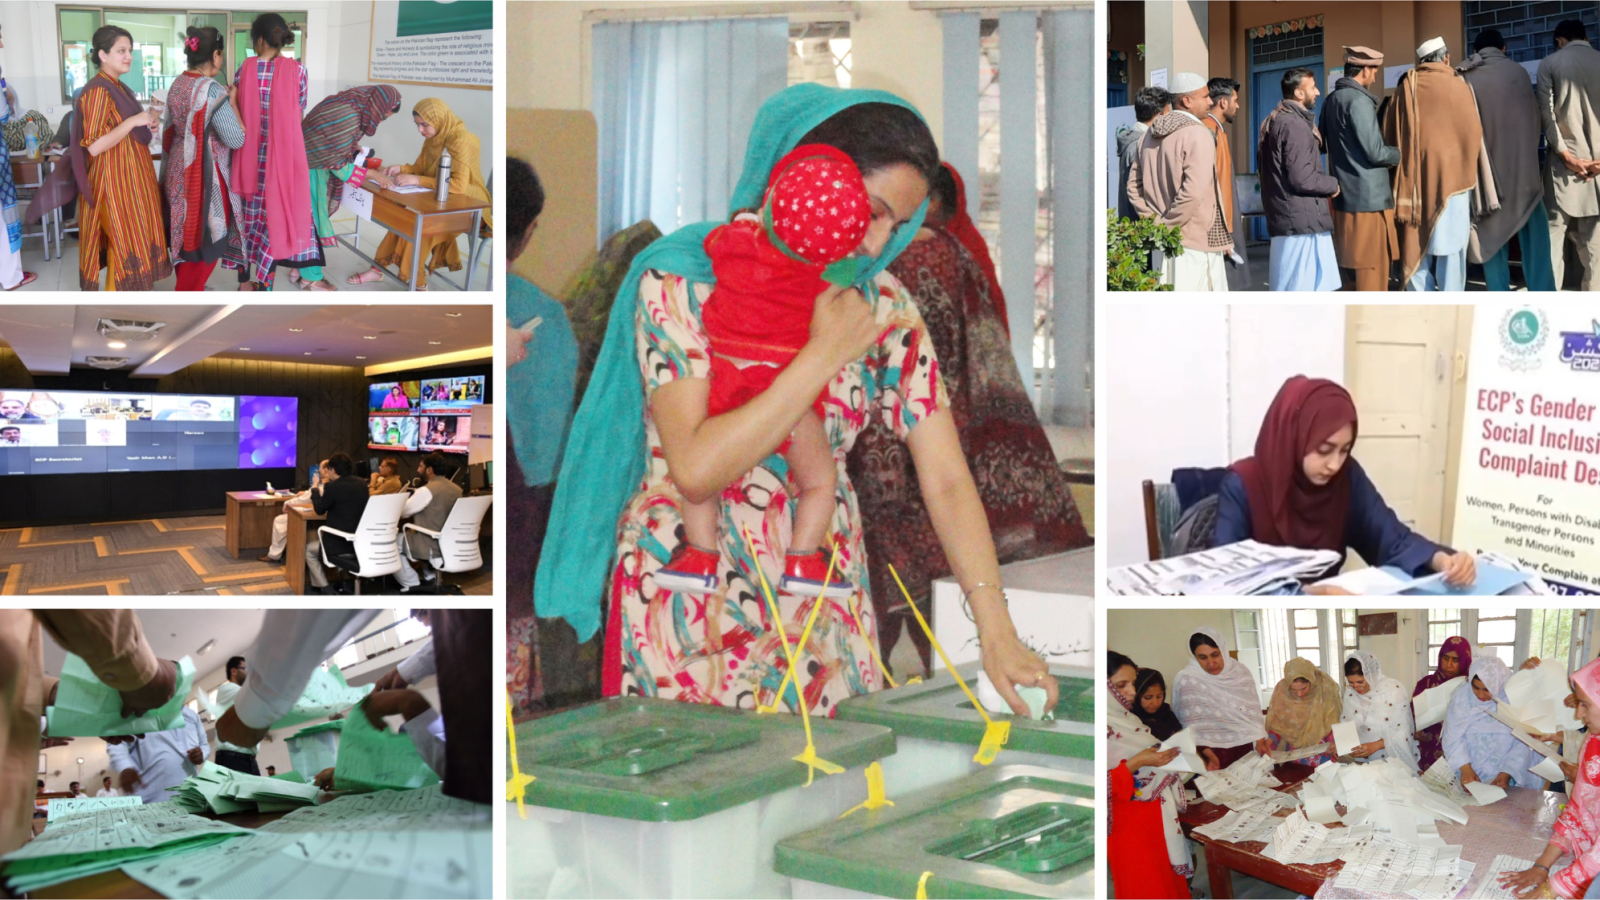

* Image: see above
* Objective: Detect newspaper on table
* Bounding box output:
[1470,854,1538,900]
[1105,539,1342,595]
[45,654,197,737]
[46,794,142,823]
[0,801,248,893]
[171,761,323,815]
[198,663,372,731]
[1332,832,1474,898]
[1414,676,1467,730]
[122,786,492,900]
[1191,809,1282,844]
[1262,808,1373,865]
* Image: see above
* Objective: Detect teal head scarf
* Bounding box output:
[534,83,931,640]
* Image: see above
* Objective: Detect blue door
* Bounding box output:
[1248,56,1324,241]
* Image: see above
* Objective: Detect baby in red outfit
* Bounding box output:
[654,144,871,599]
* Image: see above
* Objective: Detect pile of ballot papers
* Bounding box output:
[1106,540,1342,595]
[122,786,491,900]
[1304,758,1470,837]
[170,762,323,814]
[46,654,198,737]
[198,663,371,731]
[0,803,249,893]
[1190,750,1302,813]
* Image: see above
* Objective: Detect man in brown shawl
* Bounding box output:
[1384,37,1482,291]
[1459,29,1556,291]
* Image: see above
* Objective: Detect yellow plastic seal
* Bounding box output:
[505,690,535,818]
[839,761,896,818]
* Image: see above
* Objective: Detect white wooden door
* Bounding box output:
[1342,306,1461,567]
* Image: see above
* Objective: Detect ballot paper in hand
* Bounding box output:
[1503,662,1582,734]
[1413,677,1466,730]
[1464,780,1508,805]
[198,663,371,731]
[1152,728,1206,774]
[45,654,197,737]
[1533,755,1566,784]
[332,696,442,793]
[1332,721,1362,757]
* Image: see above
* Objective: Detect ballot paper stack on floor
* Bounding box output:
[198,663,372,730]
[46,654,198,736]
[121,786,491,900]
[1105,540,1343,595]
[171,762,324,814]
[0,802,250,893]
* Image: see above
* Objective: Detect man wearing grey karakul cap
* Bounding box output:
[1126,70,1232,290]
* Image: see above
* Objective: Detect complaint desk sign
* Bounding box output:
[1453,306,1600,595]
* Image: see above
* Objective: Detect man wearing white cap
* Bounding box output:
[1383,37,1481,291]
[1537,19,1600,290]
[1126,71,1231,291]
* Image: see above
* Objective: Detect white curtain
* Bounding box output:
[941,10,1092,427]
[592,17,789,247]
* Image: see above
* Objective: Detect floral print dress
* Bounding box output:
[604,266,947,714]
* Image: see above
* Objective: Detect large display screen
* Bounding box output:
[367,374,483,454]
[0,391,297,475]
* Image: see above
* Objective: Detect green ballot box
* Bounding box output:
[832,663,1094,796]
[509,696,895,899]
[286,720,343,778]
[774,765,1094,899]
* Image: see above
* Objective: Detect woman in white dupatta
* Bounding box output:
[1171,626,1269,770]
[1341,649,1420,770]
[1107,651,1193,899]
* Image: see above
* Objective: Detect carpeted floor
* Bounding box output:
[0,515,493,596]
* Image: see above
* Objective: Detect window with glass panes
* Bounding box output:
[1258,608,1292,693]
[1427,609,1464,671]
[1477,608,1518,667]
[1233,610,1268,704]
[1338,608,1359,662]
[1292,608,1322,669]
[1525,608,1582,670]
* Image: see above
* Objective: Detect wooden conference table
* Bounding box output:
[32,808,291,899]
[1181,762,1562,899]
[224,490,292,558]
[337,181,491,291]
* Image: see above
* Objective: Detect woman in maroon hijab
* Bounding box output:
[1211,375,1476,590]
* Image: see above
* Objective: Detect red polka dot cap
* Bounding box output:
[763,143,870,267]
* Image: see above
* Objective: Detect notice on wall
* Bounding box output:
[368,1,493,90]
[1451,305,1600,595]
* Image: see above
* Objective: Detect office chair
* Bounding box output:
[317,493,406,594]
[400,495,492,594]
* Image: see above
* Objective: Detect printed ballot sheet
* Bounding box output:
[198,663,372,731]
[1332,722,1362,758]
[46,795,142,823]
[1263,809,1373,865]
[1152,728,1206,774]
[1471,854,1538,900]
[0,803,249,893]
[1105,539,1342,595]
[1414,677,1466,730]
[46,654,197,736]
[1192,809,1283,844]
[122,787,491,900]
[1332,832,1473,898]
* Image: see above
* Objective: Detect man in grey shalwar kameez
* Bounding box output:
[1459,29,1556,291]
[1538,19,1600,290]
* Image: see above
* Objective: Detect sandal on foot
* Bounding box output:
[3,272,38,290]
[347,268,386,285]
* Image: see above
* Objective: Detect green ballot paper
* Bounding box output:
[44,655,196,737]
[333,697,442,793]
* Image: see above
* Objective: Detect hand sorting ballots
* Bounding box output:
[118,658,180,718]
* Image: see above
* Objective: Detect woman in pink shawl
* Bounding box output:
[1498,658,1600,899]
[231,13,319,291]
[1413,636,1471,771]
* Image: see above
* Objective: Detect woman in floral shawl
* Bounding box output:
[1413,636,1471,771]
[1264,656,1342,766]
[161,26,246,291]
[1108,650,1192,899]
[286,85,400,291]
[1497,658,1600,899]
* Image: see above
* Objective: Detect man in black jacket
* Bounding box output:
[1320,46,1401,291]
[1259,67,1342,290]
[306,454,370,594]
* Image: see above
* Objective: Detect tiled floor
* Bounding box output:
[10,212,492,292]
